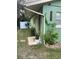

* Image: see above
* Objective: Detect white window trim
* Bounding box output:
[56,25,61,28]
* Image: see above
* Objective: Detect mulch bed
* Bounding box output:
[45,43,61,49]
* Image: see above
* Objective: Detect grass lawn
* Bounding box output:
[17,29,61,59]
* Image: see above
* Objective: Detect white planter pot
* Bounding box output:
[28,36,42,46]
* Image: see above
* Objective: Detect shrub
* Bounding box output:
[43,17,59,45]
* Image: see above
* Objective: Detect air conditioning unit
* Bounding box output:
[20,21,30,29]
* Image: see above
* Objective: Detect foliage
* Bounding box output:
[44,24,58,45]
[43,14,59,45]
[35,33,39,39]
[30,27,40,39]
[30,27,36,36]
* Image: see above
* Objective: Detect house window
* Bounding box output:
[56,12,61,20]
[50,11,52,21]
[56,12,61,25]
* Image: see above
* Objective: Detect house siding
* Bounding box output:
[42,1,61,42]
[30,15,40,33]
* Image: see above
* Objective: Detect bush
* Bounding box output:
[43,23,59,45]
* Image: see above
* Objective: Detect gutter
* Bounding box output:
[24,7,44,16]
[24,0,53,7]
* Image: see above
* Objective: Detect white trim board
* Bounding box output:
[24,7,44,16]
[56,25,61,28]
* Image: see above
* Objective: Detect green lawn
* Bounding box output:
[17,29,61,59]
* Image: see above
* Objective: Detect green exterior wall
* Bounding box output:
[41,1,61,42]
[30,15,40,34]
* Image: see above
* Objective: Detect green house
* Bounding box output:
[41,1,61,42]
[20,0,61,42]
